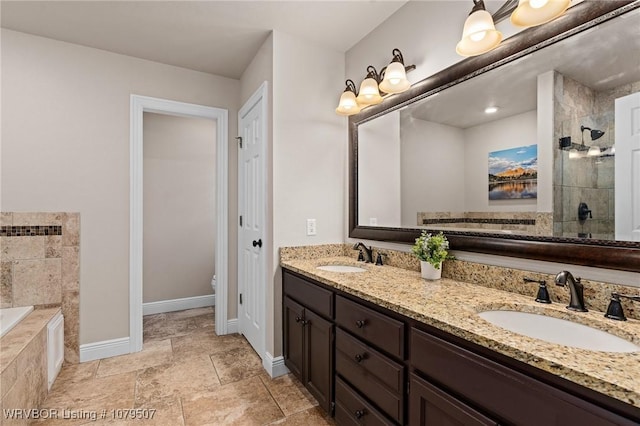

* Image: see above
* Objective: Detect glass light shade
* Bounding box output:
[456,10,503,57]
[335,90,361,116]
[510,0,570,27]
[587,146,601,157]
[379,62,411,94]
[356,78,383,105]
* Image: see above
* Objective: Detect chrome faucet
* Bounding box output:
[352,242,373,263]
[554,271,588,312]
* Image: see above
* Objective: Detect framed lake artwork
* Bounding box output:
[488,145,538,200]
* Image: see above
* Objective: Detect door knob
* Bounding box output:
[252,239,262,248]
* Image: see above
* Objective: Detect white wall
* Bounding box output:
[400,115,465,225]
[1,29,240,344]
[464,110,538,212]
[143,112,216,303]
[272,30,346,356]
[358,111,401,227]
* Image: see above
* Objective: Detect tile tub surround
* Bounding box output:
[0,212,80,364]
[0,307,61,421]
[280,255,640,409]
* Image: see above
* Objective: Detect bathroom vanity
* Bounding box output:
[281,258,640,425]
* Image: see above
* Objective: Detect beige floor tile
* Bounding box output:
[51,361,99,389]
[266,407,335,425]
[96,340,173,378]
[35,372,137,426]
[260,373,318,416]
[143,316,197,342]
[210,344,263,384]
[77,397,185,426]
[165,307,213,320]
[171,329,248,358]
[135,352,221,405]
[181,376,284,425]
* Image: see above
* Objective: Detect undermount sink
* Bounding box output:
[478,310,640,353]
[316,265,367,273]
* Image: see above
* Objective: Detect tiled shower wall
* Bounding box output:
[0,212,80,364]
[553,72,640,239]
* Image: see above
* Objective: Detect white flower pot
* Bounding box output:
[420,261,442,280]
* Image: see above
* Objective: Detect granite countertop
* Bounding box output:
[281,256,640,408]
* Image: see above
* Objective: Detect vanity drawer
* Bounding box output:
[283,271,333,319]
[410,327,637,426]
[336,328,403,394]
[336,329,404,423]
[335,377,394,426]
[336,295,404,358]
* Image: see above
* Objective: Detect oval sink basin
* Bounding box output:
[316,265,366,273]
[478,310,640,353]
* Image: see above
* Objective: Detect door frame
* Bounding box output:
[237,82,268,361]
[130,95,229,353]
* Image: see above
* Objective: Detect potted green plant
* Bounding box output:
[412,231,452,280]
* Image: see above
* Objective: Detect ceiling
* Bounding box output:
[0,0,408,79]
[406,7,640,129]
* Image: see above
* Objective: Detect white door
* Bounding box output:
[238,83,268,358]
[615,92,640,241]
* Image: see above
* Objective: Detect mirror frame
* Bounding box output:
[349,0,640,273]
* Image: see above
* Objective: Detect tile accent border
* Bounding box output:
[422,218,536,225]
[0,226,62,237]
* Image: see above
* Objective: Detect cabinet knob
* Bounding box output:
[354,409,365,419]
[355,319,366,328]
[354,353,367,363]
[295,316,301,323]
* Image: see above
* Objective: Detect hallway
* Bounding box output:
[35,307,334,425]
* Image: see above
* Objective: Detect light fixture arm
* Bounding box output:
[344,79,358,95]
[365,66,382,83]
[470,0,487,15]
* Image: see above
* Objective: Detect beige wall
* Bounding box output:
[1,29,240,344]
[271,30,346,356]
[143,113,216,303]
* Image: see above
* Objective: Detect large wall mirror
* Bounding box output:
[349,1,640,272]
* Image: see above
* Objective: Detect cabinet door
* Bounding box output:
[283,296,305,380]
[304,308,334,413]
[409,373,497,426]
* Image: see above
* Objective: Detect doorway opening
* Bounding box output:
[130,95,229,353]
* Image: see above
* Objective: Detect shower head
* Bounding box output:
[581,125,605,141]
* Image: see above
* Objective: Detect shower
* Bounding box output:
[580,125,605,141]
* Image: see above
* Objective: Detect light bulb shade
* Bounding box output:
[356,77,383,105]
[379,62,411,94]
[335,90,361,116]
[568,148,580,159]
[510,0,570,28]
[456,9,503,57]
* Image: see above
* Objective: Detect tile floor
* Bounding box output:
[35,307,335,425]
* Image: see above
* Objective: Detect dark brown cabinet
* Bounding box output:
[282,268,640,426]
[283,272,334,413]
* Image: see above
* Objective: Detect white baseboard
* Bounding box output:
[79,337,130,362]
[263,352,289,378]
[227,318,238,334]
[142,294,215,316]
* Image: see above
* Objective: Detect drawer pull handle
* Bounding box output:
[355,409,365,419]
[354,353,367,363]
[355,320,366,328]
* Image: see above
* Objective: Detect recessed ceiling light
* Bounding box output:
[485,106,499,114]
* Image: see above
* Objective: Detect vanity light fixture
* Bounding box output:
[379,49,414,95]
[335,79,362,116]
[456,0,503,57]
[456,0,570,57]
[484,106,499,114]
[511,0,571,28]
[335,48,415,116]
[356,66,384,106]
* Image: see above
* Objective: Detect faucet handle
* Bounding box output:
[375,252,387,266]
[524,277,551,304]
[605,292,640,321]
